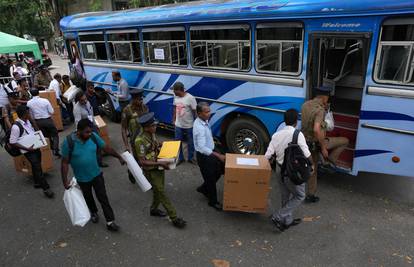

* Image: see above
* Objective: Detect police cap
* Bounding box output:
[315,86,333,96]
[130,89,144,98]
[137,112,158,127]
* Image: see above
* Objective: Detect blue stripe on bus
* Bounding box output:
[161,74,179,91]
[354,149,393,158]
[360,111,414,122]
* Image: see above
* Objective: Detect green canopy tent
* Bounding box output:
[0,32,42,61]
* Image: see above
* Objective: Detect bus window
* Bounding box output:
[256,23,303,75]
[190,25,251,71]
[143,27,187,66]
[375,20,414,85]
[79,32,107,61]
[107,30,141,63]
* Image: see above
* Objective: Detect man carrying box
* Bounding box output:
[193,102,225,211]
[9,105,54,198]
[134,112,187,229]
[264,109,312,232]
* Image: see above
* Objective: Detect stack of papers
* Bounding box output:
[158,141,181,170]
[17,131,47,152]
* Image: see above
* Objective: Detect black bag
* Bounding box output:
[66,132,99,162]
[281,129,312,185]
[3,121,25,157]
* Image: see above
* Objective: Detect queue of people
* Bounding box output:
[2,63,349,233]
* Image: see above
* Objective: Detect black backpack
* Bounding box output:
[3,121,25,157]
[281,129,312,185]
[66,132,99,162]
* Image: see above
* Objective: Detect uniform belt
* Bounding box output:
[35,117,51,120]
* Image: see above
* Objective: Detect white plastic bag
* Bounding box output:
[63,178,91,227]
[325,110,335,131]
[121,151,152,192]
[63,85,81,102]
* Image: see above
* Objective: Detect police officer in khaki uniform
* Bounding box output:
[301,86,349,203]
[33,65,52,90]
[121,89,148,183]
[134,112,187,229]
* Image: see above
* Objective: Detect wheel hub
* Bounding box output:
[234,129,259,155]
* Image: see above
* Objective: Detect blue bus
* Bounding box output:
[60,0,414,177]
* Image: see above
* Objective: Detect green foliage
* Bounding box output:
[0,0,53,39]
[89,0,103,11]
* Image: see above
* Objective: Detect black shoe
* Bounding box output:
[43,189,54,198]
[106,222,120,232]
[34,183,41,189]
[188,158,198,165]
[196,186,208,198]
[172,217,187,229]
[287,218,302,227]
[271,217,288,232]
[99,162,109,168]
[150,209,167,217]
[91,213,99,223]
[305,195,320,203]
[128,172,136,184]
[176,160,185,166]
[208,202,223,211]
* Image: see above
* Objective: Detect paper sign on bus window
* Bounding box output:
[87,44,94,53]
[154,48,165,60]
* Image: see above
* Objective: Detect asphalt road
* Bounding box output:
[0,54,412,267]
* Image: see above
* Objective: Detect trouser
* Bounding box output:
[272,173,306,225]
[144,169,177,220]
[196,152,224,204]
[78,173,115,222]
[307,136,349,195]
[24,149,50,190]
[175,126,194,161]
[35,118,59,154]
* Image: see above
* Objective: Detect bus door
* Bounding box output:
[352,18,414,177]
[308,32,371,173]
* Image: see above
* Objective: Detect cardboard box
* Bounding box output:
[39,91,58,108]
[158,141,181,170]
[52,111,63,131]
[223,154,272,213]
[14,138,53,175]
[94,115,111,147]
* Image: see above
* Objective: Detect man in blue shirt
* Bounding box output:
[61,118,125,231]
[193,102,225,211]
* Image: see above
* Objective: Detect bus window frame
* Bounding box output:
[255,22,304,77]
[106,29,142,64]
[189,24,252,72]
[373,18,414,88]
[79,31,107,62]
[142,27,188,67]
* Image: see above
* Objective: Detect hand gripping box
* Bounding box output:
[223,154,272,213]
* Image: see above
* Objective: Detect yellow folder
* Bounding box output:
[158,141,181,159]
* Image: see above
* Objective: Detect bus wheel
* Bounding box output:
[225,117,269,155]
[102,94,120,122]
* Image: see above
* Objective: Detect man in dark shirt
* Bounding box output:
[86,82,100,116]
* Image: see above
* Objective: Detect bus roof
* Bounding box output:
[60,0,414,32]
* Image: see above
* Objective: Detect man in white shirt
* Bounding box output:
[4,72,20,92]
[27,89,61,157]
[172,82,197,165]
[265,109,312,232]
[9,105,54,198]
[0,83,9,131]
[48,73,62,104]
[110,70,130,111]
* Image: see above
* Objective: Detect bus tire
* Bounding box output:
[103,94,120,122]
[225,117,270,155]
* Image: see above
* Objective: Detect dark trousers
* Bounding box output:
[24,149,50,190]
[35,118,59,153]
[196,152,224,204]
[78,173,115,222]
[175,127,194,161]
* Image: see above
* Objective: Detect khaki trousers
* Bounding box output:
[307,137,349,195]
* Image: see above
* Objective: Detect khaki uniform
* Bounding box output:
[301,98,349,195]
[134,132,177,219]
[122,103,149,151]
[34,72,52,89]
